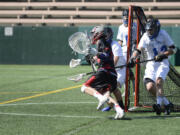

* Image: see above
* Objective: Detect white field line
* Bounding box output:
[0,75,66,79]
[0,68,64,71]
[0,111,179,120]
[0,101,97,106]
[0,67,88,72]
[0,112,103,119]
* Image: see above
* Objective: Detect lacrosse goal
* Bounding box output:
[125,6,180,112]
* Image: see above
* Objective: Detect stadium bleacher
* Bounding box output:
[0,0,179,26]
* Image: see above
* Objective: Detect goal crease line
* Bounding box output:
[0,85,82,105]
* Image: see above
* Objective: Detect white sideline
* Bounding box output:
[0,112,103,119]
[0,101,97,106]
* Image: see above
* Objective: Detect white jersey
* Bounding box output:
[111,40,126,86]
[138,29,174,81]
[111,40,126,67]
[116,23,137,54]
[138,29,174,66]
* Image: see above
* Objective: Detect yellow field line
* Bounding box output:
[0,92,41,95]
[0,85,82,105]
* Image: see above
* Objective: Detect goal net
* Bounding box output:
[125,6,180,112]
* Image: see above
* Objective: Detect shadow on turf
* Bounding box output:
[108,116,132,120]
[108,113,180,120]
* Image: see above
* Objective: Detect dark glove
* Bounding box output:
[155,54,168,62]
[85,54,91,65]
[127,57,136,68]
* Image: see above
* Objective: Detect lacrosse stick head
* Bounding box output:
[67,73,85,82]
[68,32,91,55]
[69,59,81,68]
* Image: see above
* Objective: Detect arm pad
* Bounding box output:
[168,45,177,54]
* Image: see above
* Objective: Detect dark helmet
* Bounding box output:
[122,9,129,17]
[145,18,161,39]
[122,9,129,25]
[90,26,113,44]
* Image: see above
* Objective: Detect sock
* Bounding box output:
[118,100,124,109]
[114,104,120,111]
[132,79,135,93]
[93,92,103,100]
[162,97,170,105]
[157,96,163,105]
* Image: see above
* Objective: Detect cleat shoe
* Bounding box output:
[164,105,170,115]
[101,106,112,112]
[153,104,161,115]
[114,111,125,120]
[169,102,174,112]
[97,95,109,110]
[114,106,125,120]
[164,103,174,115]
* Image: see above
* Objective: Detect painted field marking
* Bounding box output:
[0,101,97,106]
[0,112,103,119]
[0,91,42,95]
[0,111,179,120]
[0,85,82,105]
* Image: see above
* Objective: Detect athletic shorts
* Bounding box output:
[116,67,126,87]
[84,70,117,93]
[144,62,169,81]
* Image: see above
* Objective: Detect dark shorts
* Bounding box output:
[84,70,117,94]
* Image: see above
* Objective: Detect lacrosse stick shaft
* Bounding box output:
[67,71,94,82]
[115,58,155,69]
[86,71,94,75]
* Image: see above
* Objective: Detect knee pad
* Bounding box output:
[81,85,87,93]
[144,78,155,86]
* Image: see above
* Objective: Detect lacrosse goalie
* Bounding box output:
[116,9,137,96]
[128,17,176,115]
[81,25,125,119]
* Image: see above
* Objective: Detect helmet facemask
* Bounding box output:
[122,9,129,27]
[90,26,113,44]
[90,26,104,44]
[145,19,160,39]
[122,16,128,27]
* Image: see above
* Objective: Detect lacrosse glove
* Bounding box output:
[88,47,98,56]
[155,54,168,62]
[85,54,91,64]
[127,57,136,68]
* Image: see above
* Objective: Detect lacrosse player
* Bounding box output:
[101,27,125,112]
[81,26,124,119]
[116,9,137,95]
[128,17,176,115]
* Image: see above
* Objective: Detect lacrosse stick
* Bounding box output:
[115,58,155,69]
[67,72,94,82]
[68,32,91,55]
[69,58,82,68]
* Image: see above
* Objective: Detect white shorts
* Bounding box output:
[116,67,126,87]
[144,61,169,82]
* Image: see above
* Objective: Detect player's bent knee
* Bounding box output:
[156,77,163,85]
[144,78,155,90]
[81,85,87,93]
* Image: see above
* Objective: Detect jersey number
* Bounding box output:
[153,45,167,57]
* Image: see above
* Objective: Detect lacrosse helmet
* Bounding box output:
[122,9,129,26]
[145,18,160,39]
[90,26,113,44]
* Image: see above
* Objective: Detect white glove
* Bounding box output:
[114,104,125,119]
[88,47,97,56]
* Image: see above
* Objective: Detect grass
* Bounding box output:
[0,65,180,135]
